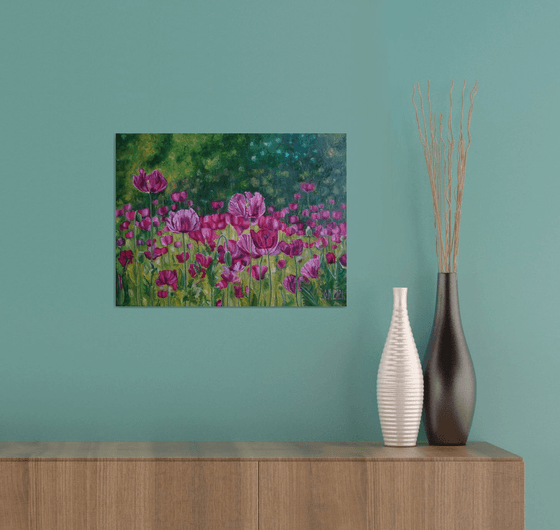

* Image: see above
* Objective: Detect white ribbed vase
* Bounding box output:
[377,287,424,447]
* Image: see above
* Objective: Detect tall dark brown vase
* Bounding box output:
[423,273,476,445]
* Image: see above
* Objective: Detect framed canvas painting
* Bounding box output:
[115,133,346,307]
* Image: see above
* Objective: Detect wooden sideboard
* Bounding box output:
[0,441,524,530]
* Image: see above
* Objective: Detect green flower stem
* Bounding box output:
[149,192,154,305]
[257,257,263,306]
[249,238,253,306]
[267,251,273,307]
[293,256,299,307]
[182,233,187,305]
[133,223,139,305]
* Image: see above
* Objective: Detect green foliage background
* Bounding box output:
[116,133,346,212]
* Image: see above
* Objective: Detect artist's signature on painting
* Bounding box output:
[323,289,345,301]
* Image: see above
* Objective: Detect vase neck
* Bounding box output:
[435,273,461,320]
[393,287,408,309]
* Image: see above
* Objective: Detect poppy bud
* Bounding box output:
[225,251,232,267]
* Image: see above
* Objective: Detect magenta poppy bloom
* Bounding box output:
[283,274,304,294]
[152,216,160,227]
[234,285,244,299]
[119,221,130,231]
[157,290,168,299]
[250,229,278,251]
[315,236,329,250]
[340,203,346,210]
[294,193,301,199]
[318,203,325,209]
[321,210,330,220]
[152,199,158,205]
[237,234,266,258]
[221,267,241,284]
[195,253,213,269]
[289,203,298,210]
[251,265,268,280]
[277,259,286,269]
[228,192,266,223]
[301,182,316,192]
[166,209,200,234]
[118,250,133,269]
[211,201,224,210]
[280,239,303,258]
[116,209,124,217]
[161,235,173,246]
[137,239,145,246]
[174,241,181,248]
[138,208,150,217]
[216,299,223,306]
[326,252,336,264]
[116,237,125,247]
[339,253,347,267]
[302,209,310,217]
[289,215,299,224]
[157,206,169,216]
[301,255,321,279]
[132,169,168,193]
[171,191,188,202]
[125,210,136,221]
[125,231,134,239]
[124,204,132,210]
[332,210,343,220]
[155,270,178,291]
[176,251,189,264]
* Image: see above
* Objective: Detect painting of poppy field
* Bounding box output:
[115,133,346,307]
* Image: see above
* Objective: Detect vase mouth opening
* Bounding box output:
[392,287,408,308]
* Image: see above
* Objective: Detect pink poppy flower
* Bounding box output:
[332,244,338,249]
[319,203,325,209]
[283,274,304,294]
[315,237,329,249]
[161,235,173,246]
[234,285,244,299]
[166,209,200,234]
[340,203,346,210]
[216,299,223,306]
[251,265,268,280]
[171,204,177,211]
[116,237,125,247]
[189,228,218,247]
[138,208,150,217]
[294,193,301,199]
[302,209,310,216]
[176,252,189,264]
[171,191,188,202]
[136,239,145,246]
[125,231,134,239]
[251,228,279,251]
[155,270,178,291]
[277,259,287,269]
[326,252,336,264]
[228,192,266,222]
[157,290,168,299]
[301,182,316,192]
[118,250,133,269]
[310,205,318,212]
[132,169,168,193]
[187,200,194,207]
[125,210,136,221]
[211,201,224,210]
[119,221,130,231]
[116,209,124,217]
[329,199,335,205]
[152,216,160,227]
[339,253,347,267]
[156,230,163,236]
[333,210,343,220]
[124,204,132,210]
[237,234,266,258]
[174,241,181,248]
[280,239,303,258]
[321,210,330,220]
[221,267,241,284]
[152,199,158,205]
[289,203,298,210]
[157,206,169,216]
[195,253,213,268]
[301,255,321,279]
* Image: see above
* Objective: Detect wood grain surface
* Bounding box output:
[0,460,257,530]
[0,442,524,530]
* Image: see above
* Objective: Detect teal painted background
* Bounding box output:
[1,0,558,527]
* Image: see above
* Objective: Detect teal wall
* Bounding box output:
[1,0,558,527]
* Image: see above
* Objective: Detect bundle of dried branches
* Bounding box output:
[412,80,478,272]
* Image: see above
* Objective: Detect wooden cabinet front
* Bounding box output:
[0,460,258,530]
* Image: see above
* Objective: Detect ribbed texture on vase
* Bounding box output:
[377,297,424,447]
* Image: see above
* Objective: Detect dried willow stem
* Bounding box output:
[412,80,478,272]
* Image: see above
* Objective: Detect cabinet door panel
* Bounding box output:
[16,460,257,530]
[259,461,369,530]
